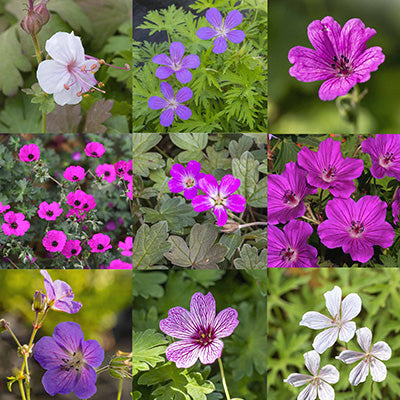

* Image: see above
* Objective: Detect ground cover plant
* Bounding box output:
[132,0,267,133]
[133,133,267,269]
[132,270,267,400]
[0,134,133,268]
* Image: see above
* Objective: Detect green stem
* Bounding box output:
[117,379,123,400]
[370,380,374,400]
[217,358,231,400]
[239,222,267,228]
[18,379,27,400]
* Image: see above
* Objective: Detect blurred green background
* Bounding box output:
[269,0,400,134]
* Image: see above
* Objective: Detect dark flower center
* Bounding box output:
[322,164,337,182]
[92,151,97,156]
[185,177,195,188]
[52,241,58,247]
[194,327,215,347]
[83,204,88,209]
[11,222,18,229]
[47,211,54,217]
[105,171,110,176]
[97,244,104,250]
[349,220,365,237]
[71,249,77,254]
[280,246,297,262]
[331,54,351,76]
[73,175,79,180]
[28,153,34,160]
[282,189,298,205]
[74,200,81,206]
[60,351,84,373]
[128,170,132,176]
[379,151,395,167]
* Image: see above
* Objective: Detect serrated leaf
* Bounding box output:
[83,99,113,133]
[169,133,208,151]
[233,244,267,269]
[133,133,164,177]
[22,83,56,115]
[228,135,253,159]
[133,272,167,299]
[47,104,82,133]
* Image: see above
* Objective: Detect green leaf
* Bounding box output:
[133,133,164,177]
[233,245,267,269]
[22,83,56,115]
[183,270,225,288]
[133,391,142,400]
[169,133,208,151]
[272,138,300,174]
[133,272,168,299]
[228,135,253,159]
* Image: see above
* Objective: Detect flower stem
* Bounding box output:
[18,379,27,400]
[217,358,231,400]
[117,379,123,400]
[239,222,267,228]
[370,380,374,400]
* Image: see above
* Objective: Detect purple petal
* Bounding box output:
[160,108,175,127]
[214,205,228,226]
[190,292,216,328]
[175,87,193,103]
[225,194,246,213]
[181,55,201,69]
[160,306,199,339]
[74,365,97,399]
[206,8,222,29]
[213,307,239,338]
[198,174,219,197]
[318,76,357,101]
[219,175,241,197]
[53,322,83,353]
[155,66,175,80]
[213,36,228,54]
[198,338,224,364]
[34,336,66,369]
[152,53,172,66]
[197,27,217,40]
[224,10,243,30]
[192,195,214,212]
[169,42,185,63]
[186,160,202,176]
[353,47,385,82]
[148,96,168,110]
[42,368,77,396]
[160,82,174,101]
[53,299,82,314]
[175,105,192,121]
[168,178,186,193]
[40,270,56,301]
[226,30,245,44]
[175,69,193,84]
[82,340,104,368]
[170,163,187,180]
[184,187,198,199]
[165,340,201,368]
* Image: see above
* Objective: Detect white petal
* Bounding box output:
[53,85,82,106]
[349,360,369,386]
[319,365,339,384]
[324,286,342,319]
[37,60,71,94]
[300,312,332,329]
[336,350,365,364]
[304,351,320,376]
[370,358,387,382]
[317,381,335,400]
[338,321,356,342]
[341,293,362,322]
[45,31,85,65]
[356,327,372,353]
[371,341,392,361]
[298,383,317,400]
[284,373,313,387]
[313,327,339,354]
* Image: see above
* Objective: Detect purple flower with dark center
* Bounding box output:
[63,166,86,182]
[88,233,112,253]
[108,259,133,269]
[0,202,10,213]
[288,16,385,101]
[40,270,82,313]
[84,142,105,158]
[43,230,67,253]
[38,201,63,221]
[114,160,128,176]
[19,143,40,162]
[67,190,96,211]
[361,134,400,180]
[268,162,317,225]
[160,292,239,368]
[297,138,364,197]
[197,8,245,54]
[61,240,82,259]
[192,174,246,226]
[153,42,200,83]
[118,237,133,257]
[95,163,116,183]
[268,220,318,268]
[123,159,133,183]
[33,321,104,399]
[318,196,395,263]
[168,160,205,200]
[148,82,192,127]
[2,211,30,236]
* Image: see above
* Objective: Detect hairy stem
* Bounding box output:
[117,379,123,400]
[217,358,231,400]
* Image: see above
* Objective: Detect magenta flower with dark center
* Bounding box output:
[288,16,385,101]
[318,196,395,263]
[19,143,40,162]
[160,292,239,368]
[192,174,246,226]
[61,240,82,259]
[33,322,104,399]
[63,166,86,182]
[84,142,105,158]
[67,190,96,211]
[43,230,67,253]
[268,220,319,268]
[168,161,205,200]
[197,8,245,54]
[108,259,133,269]
[268,162,317,225]
[297,138,364,197]
[88,233,112,253]
[153,41,200,83]
[361,134,400,180]
[2,211,30,236]
[123,160,133,182]
[114,160,128,176]
[118,237,133,257]
[0,202,10,213]
[148,82,192,127]
[37,201,63,221]
[95,163,116,183]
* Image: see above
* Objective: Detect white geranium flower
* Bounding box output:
[300,286,362,354]
[284,350,339,400]
[336,327,391,386]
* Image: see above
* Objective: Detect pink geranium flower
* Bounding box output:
[118,237,133,257]
[88,233,112,253]
[95,164,116,183]
[61,240,82,259]
[19,144,40,162]
[85,142,105,158]
[37,201,63,221]
[67,190,96,211]
[43,230,67,253]
[63,166,86,182]
[168,161,205,200]
[2,211,30,236]
[108,260,133,269]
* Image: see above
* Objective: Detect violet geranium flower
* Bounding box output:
[42,230,67,253]
[2,211,30,236]
[288,16,385,101]
[160,292,239,368]
[192,174,246,226]
[268,220,318,268]
[37,201,64,221]
[19,144,40,162]
[297,138,364,197]
[148,82,192,127]
[197,8,245,54]
[318,196,395,263]
[153,42,200,84]
[33,321,104,399]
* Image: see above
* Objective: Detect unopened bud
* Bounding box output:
[109,351,132,379]
[32,290,46,313]
[33,0,50,26]
[220,220,240,233]
[20,0,50,35]
[0,319,9,333]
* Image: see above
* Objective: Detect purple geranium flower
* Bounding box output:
[361,134,400,180]
[268,220,319,268]
[197,8,245,54]
[33,321,104,399]
[297,138,364,197]
[318,196,395,263]
[61,240,82,259]
[268,162,317,225]
[43,230,67,253]
[153,42,200,83]
[148,82,192,127]
[160,292,239,368]
[40,270,82,313]
[88,233,112,253]
[2,211,30,236]
[288,16,385,101]
[85,142,105,158]
[192,174,246,226]
[37,201,64,221]
[19,143,40,162]
[63,166,86,182]
[168,160,205,200]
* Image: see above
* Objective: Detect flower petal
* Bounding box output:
[197,27,217,40]
[213,36,228,54]
[206,8,223,29]
[165,339,201,368]
[53,321,83,353]
[198,174,219,197]
[213,307,239,338]
[304,350,320,376]
[74,364,98,399]
[160,306,199,339]
[45,32,84,65]
[284,373,313,387]
[82,339,104,368]
[224,10,243,30]
[181,55,201,69]
[300,311,332,329]
[175,87,193,103]
[190,292,216,328]
[341,293,362,322]
[370,358,387,382]
[152,53,172,66]
[148,96,168,110]
[186,160,202,176]
[336,350,365,364]
[41,367,77,396]
[219,175,241,197]
[224,194,246,213]
[160,82,174,100]
[356,327,372,353]
[33,336,66,369]
[338,321,356,343]
[324,286,342,319]
[226,30,245,44]
[298,383,317,400]
[53,86,82,106]
[318,76,358,101]
[214,205,228,226]
[317,381,335,400]
[160,108,175,127]
[175,69,193,84]
[168,178,186,193]
[37,60,70,94]
[155,66,175,80]
[198,338,224,364]
[312,327,339,354]
[175,105,192,121]
[192,195,214,212]
[319,365,340,384]
[169,42,185,63]
[371,341,392,361]
[349,360,369,386]
[184,187,198,200]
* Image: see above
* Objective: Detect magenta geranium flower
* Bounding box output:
[84,142,105,158]
[61,240,82,259]
[43,230,67,253]
[268,220,318,268]
[153,41,200,83]
[95,163,116,183]
[114,160,128,176]
[37,201,64,221]
[2,211,30,236]
[197,8,245,54]
[361,134,400,180]
[288,16,385,101]
[63,166,86,182]
[19,143,40,162]
[268,162,317,225]
[318,196,395,263]
[33,322,104,399]
[123,160,133,182]
[88,233,112,253]
[168,160,205,200]
[118,237,133,257]
[148,82,192,127]
[297,138,364,197]
[67,190,96,211]
[108,259,133,269]
[160,292,239,368]
[192,174,246,226]
[0,202,10,213]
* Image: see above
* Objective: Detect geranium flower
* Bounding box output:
[336,327,391,386]
[43,230,67,253]
[33,322,104,399]
[114,160,129,176]
[153,41,200,83]
[197,8,245,54]
[168,160,205,200]
[123,160,133,182]
[40,270,82,313]
[118,237,133,257]
[318,196,395,263]
[61,240,82,259]
[63,166,86,182]
[288,16,385,101]
[284,350,339,400]
[160,292,239,368]
[37,201,63,221]
[108,259,133,269]
[19,144,40,162]
[192,174,246,226]
[268,162,317,225]
[95,163,116,183]
[268,220,318,268]
[2,211,30,236]
[84,142,105,158]
[148,82,192,127]
[300,286,362,354]
[0,202,10,213]
[297,138,363,197]
[67,190,96,212]
[88,233,112,253]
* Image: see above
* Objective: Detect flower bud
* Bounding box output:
[0,319,9,333]
[33,0,50,26]
[220,220,240,233]
[32,290,46,313]
[20,0,50,36]
[109,351,132,379]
